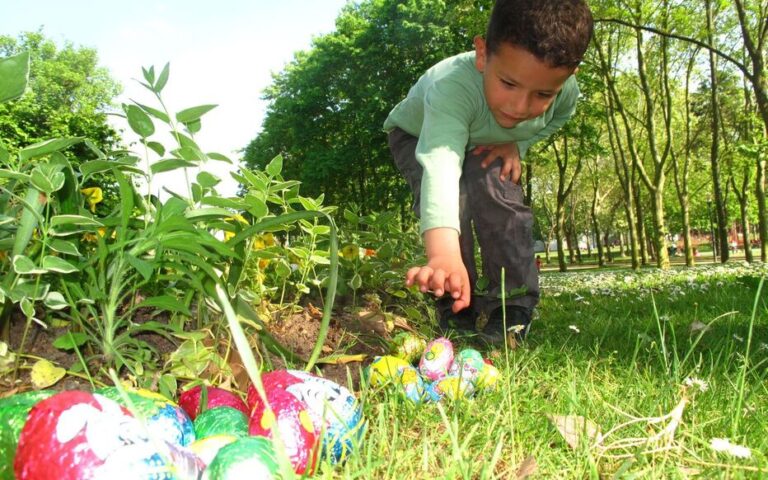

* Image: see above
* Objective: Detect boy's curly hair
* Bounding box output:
[486,0,594,68]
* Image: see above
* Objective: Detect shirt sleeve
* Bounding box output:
[415,79,476,234]
[516,76,580,159]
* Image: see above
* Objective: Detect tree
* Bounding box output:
[0,31,122,158]
[244,0,488,216]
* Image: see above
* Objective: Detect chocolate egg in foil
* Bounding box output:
[390,332,427,363]
[206,436,280,480]
[476,363,501,390]
[188,434,238,467]
[13,391,203,479]
[248,370,364,464]
[419,337,454,381]
[178,386,248,421]
[366,355,411,387]
[193,406,248,440]
[96,386,195,447]
[249,386,318,475]
[0,390,55,478]
[431,375,475,401]
[448,348,485,383]
[397,365,426,403]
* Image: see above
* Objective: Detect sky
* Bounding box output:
[1,0,350,196]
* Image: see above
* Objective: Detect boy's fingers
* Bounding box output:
[430,270,446,297]
[445,273,462,299]
[512,161,522,183]
[405,267,421,286]
[414,267,434,292]
[480,153,494,168]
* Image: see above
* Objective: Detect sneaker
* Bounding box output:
[437,297,477,333]
[478,306,532,346]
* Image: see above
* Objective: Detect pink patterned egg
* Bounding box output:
[418,337,454,381]
[249,386,318,475]
[178,386,248,420]
[247,370,364,464]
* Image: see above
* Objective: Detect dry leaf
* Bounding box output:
[316,354,367,365]
[321,345,333,354]
[307,303,323,319]
[689,321,709,335]
[391,315,415,332]
[516,455,538,479]
[30,359,65,389]
[548,414,603,450]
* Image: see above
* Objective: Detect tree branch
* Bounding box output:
[595,17,750,78]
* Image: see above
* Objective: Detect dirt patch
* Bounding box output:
[265,302,396,389]
[1,299,407,398]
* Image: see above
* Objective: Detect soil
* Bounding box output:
[0,297,405,399]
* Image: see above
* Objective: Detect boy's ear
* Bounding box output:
[474,36,487,72]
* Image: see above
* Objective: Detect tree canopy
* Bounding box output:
[0,31,122,158]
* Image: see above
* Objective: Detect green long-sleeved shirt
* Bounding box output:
[384,51,579,233]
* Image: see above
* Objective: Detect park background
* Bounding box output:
[1,0,768,478]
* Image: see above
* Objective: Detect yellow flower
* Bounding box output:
[340,243,359,261]
[223,230,236,242]
[83,232,98,243]
[258,259,270,269]
[251,237,266,251]
[226,214,249,225]
[80,187,103,213]
[262,232,276,247]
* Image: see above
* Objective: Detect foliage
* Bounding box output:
[0,54,341,379]
[244,0,489,217]
[0,31,121,159]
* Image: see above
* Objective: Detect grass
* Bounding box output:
[318,262,768,479]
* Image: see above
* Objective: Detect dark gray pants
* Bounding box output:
[388,127,539,315]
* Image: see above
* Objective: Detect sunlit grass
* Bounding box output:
[325,263,768,478]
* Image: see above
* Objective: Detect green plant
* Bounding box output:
[1,56,341,379]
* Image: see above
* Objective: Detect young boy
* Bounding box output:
[383,0,593,344]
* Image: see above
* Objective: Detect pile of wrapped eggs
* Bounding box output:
[0,369,364,479]
[368,334,501,403]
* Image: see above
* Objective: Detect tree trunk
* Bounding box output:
[524,161,533,207]
[556,203,567,272]
[706,0,729,263]
[634,185,649,265]
[596,32,640,269]
[758,157,768,262]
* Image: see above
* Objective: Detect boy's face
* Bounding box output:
[474,37,576,129]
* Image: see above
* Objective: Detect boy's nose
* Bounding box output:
[507,92,529,117]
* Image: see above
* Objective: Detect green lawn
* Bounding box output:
[326,263,768,479]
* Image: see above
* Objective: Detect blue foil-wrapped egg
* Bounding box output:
[397,365,426,403]
[96,387,195,447]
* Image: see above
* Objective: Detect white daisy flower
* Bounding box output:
[710,438,751,458]
[569,325,580,334]
[683,377,709,393]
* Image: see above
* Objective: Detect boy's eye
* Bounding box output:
[501,79,515,88]
[538,92,555,99]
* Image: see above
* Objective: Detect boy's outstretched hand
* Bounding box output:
[473,142,522,183]
[405,228,471,313]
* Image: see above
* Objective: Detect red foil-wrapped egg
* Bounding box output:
[178,386,248,420]
[246,370,303,408]
[249,387,318,475]
[13,391,200,480]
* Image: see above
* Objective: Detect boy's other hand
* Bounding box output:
[406,228,471,312]
[474,142,521,183]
